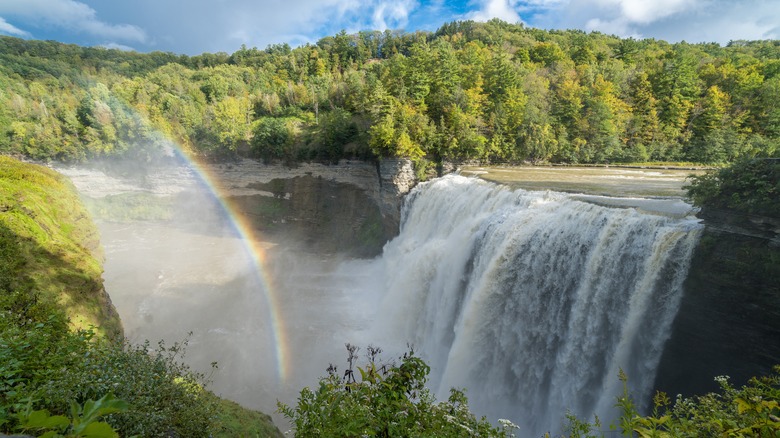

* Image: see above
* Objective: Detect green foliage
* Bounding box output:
[315,108,360,162]
[278,344,516,437]
[686,158,779,217]
[251,117,299,161]
[0,156,119,338]
[615,368,780,437]
[283,345,780,437]
[212,397,283,438]
[12,393,127,438]
[0,318,253,437]
[3,22,779,166]
[0,157,282,437]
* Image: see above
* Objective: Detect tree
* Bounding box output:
[250,116,297,160]
[624,72,659,159]
[210,95,251,150]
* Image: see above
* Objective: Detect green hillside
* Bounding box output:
[0,155,120,339]
[0,156,281,437]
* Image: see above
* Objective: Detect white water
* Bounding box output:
[365,175,703,434]
[60,163,704,435]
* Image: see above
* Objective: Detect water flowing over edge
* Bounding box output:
[371,174,703,435]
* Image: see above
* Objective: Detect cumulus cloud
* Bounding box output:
[524,0,779,43]
[467,0,522,23]
[0,16,29,36]
[0,0,146,43]
[371,0,417,30]
[143,0,424,53]
[578,0,698,35]
[617,0,695,24]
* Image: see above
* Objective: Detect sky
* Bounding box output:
[0,0,778,55]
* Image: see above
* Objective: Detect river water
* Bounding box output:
[59,163,703,435]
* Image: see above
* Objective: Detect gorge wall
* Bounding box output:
[60,157,418,257]
[220,158,416,257]
[655,208,780,396]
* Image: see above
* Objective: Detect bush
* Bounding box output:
[0,322,220,437]
[686,158,779,217]
[280,344,780,437]
[616,367,780,437]
[278,344,517,437]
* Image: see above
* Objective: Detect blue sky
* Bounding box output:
[0,0,778,55]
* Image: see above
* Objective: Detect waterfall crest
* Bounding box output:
[373,175,702,434]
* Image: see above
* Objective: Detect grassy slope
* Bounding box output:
[0,155,122,339]
[0,156,282,437]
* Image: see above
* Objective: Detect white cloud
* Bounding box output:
[371,1,417,30]
[0,0,146,42]
[616,0,695,24]
[576,0,699,35]
[467,0,522,23]
[522,0,779,44]
[0,16,29,36]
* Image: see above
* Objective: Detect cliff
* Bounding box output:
[0,156,122,340]
[655,207,780,397]
[188,158,418,256]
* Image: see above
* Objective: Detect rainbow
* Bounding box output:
[167,147,290,383]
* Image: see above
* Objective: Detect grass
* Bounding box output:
[212,397,284,438]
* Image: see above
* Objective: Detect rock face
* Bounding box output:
[655,208,780,397]
[59,157,419,257]
[206,158,417,226]
[377,158,417,226]
[211,158,418,256]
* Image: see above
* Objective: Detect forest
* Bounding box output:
[1,19,779,169]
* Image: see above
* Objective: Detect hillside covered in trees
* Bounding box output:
[1,20,779,169]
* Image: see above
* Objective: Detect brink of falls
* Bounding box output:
[369,175,703,435]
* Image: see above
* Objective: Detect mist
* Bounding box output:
[57,156,703,435]
[57,156,387,427]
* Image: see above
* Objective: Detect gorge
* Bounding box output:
[58,158,777,436]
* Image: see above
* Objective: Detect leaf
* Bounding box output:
[71,394,128,435]
[21,410,69,430]
[80,393,128,424]
[735,397,751,415]
[79,421,120,438]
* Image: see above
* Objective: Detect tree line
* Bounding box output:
[1,19,779,166]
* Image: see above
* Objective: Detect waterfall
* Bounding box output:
[372,175,702,435]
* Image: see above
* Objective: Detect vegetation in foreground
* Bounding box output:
[0,157,281,437]
[281,344,780,437]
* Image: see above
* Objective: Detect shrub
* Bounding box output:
[0,322,220,437]
[278,344,516,437]
[686,158,779,217]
